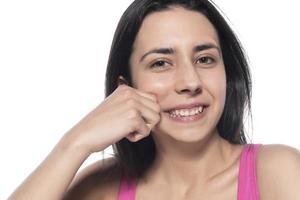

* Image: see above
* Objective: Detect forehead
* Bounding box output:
[133,6,220,51]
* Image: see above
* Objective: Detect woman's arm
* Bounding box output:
[8,84,160,200]
[8,135,90,200]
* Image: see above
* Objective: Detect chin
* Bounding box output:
[152,125,213,144]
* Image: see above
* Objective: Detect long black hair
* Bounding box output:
[104,0,252,179]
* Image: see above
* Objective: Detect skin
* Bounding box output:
[128,6,244,199]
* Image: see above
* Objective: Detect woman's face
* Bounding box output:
[129,7,226,143]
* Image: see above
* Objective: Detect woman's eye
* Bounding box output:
[196,56,215,64]
[150,60,168,68]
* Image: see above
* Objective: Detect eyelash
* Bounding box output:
[150,56,215,69]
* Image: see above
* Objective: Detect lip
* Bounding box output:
[163,102,209,113]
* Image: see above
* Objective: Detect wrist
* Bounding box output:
[57,133,91,159]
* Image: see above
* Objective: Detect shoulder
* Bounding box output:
[256,144,300,199]
[63,156,122,200]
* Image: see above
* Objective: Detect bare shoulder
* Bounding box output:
[256,144,300,199]
[63,156,122,200]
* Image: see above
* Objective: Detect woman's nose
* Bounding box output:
[175,62,203,96]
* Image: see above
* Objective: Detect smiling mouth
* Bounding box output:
[165,105,207,117]
[162,105,208,123]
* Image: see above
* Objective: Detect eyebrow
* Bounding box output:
[139,42,221,63]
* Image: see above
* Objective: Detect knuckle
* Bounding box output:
[126,98,138,107]
[128,125,136,133]
[146,127,152,136]
[118,84,126,89]
[130,120,140,131]
[123,87,134,97]
[117,84,127,91]
[149,94,157,102]
[127,108,140,119]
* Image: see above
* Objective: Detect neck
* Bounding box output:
[141,130,241,194]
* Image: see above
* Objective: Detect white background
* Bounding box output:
[1,1,299,199]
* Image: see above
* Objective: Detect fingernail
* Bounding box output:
[118,76,129,86]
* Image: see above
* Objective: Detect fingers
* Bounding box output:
[137,94,161,114]
[126,117,152,142]
[117,76,158,103]
[117,84,158,105]
[135,89,157,103]
[116,81,160,114]
[128,99,160,127]
[116,76,161,142]
[120,95,160,143]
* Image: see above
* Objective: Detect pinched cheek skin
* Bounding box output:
[137,80,170,103]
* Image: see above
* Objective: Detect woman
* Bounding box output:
[9,0,300,199]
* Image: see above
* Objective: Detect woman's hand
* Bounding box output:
[63,77,161,155]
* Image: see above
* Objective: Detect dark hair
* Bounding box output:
[104,0,252,179]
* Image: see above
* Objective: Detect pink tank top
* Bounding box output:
[118,144,262,200]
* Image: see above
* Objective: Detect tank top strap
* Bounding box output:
[238,143,262,200]
[117,172,137,200]
[117,144,262,200]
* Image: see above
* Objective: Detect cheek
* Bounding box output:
[204,69,226,103]
[132,71,172,101]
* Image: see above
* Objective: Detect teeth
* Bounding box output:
[170,106,205,117]
[199,106,204,113]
